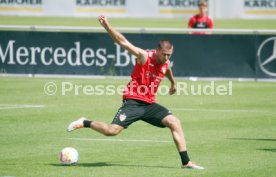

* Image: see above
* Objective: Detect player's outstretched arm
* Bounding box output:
[98,15,148,65]
[166,66,176,95]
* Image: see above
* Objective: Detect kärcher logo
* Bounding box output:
[0,0,42,5]
[245,0,276,8]
[76,0,126,6]
[159,0,200,7]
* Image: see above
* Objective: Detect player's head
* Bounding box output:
[198,0,208,15]
[156,40,173,65]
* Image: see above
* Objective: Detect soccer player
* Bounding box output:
[67,15,204,170]
[188,0,214,34]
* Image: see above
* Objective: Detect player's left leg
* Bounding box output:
[162,115,204,169]
[161,115,186,151]
[142,103,204,169]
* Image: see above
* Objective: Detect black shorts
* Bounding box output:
[112,99,172,128]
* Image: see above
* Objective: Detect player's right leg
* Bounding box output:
[90,121,124,136]
[67,117,87,132]
[67,99,141,136]
[67,117,124,136]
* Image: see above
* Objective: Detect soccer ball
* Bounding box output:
[59,147,79,165]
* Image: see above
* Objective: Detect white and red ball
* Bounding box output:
[59,147,79,165]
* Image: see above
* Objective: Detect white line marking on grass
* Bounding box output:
[67,138,172,143]
[0,104,45,110]
[170,108,269,113]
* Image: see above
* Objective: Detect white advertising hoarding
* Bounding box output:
[0,0,275,19]
[75,0,128,17]
[0,0,43,16]
[0,0,200,17]
[209,0,276,19]
[74,0,201,18]
[243,0,276,19]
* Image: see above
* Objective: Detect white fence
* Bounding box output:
[0,0,276,19]
[0,25,276,34]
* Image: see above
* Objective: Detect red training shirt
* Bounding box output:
[123,50,170,104]
[188,14,214,34]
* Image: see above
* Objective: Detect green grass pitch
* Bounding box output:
[0,77,275,177]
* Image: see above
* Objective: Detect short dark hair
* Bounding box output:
[157,40,173,50]
[198,0,208,7]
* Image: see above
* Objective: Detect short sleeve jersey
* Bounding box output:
[123,50,170,104]
[188,14,214,34]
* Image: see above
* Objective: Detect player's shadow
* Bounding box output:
[81,162,177,169]
[229,138,276,142]
[49,162,110,167]
[50,162,177,169]
[78,162,113,167]
[228,138,276,153]
[256,148,276,152]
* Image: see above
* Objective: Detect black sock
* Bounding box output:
[179,151,190,165]
[83,120,92,128]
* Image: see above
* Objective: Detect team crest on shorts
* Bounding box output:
[161,67,167,74]
[119,113,127,121]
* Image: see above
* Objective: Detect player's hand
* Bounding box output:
[169,84,176,95]
[98,15,109,27]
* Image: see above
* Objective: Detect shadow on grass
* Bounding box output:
[228,138,276,142]
[257,148,276,152]
[50,162,110,167]
[49,162,177,169]
[229,138,276,153]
